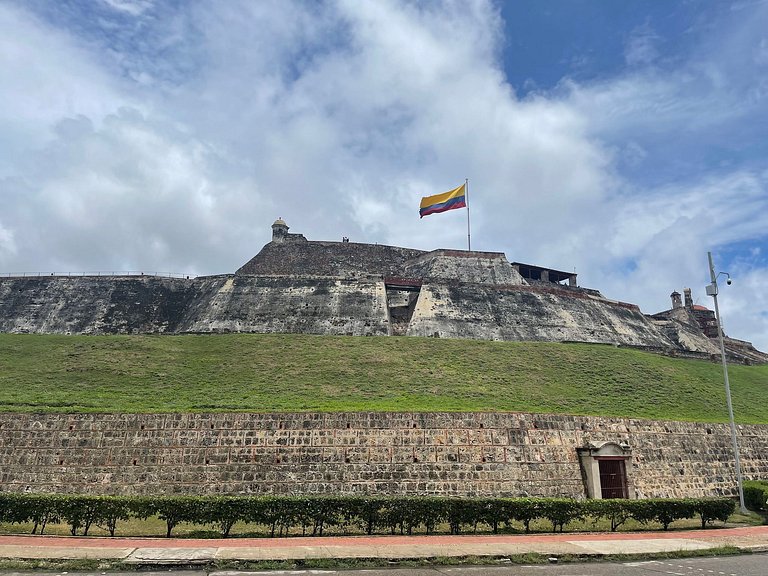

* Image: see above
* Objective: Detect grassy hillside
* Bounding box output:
[0,333,766,423]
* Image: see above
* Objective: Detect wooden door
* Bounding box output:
[598,458,627,499]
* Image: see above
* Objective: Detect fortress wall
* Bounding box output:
[181,276,390,336]
[0,276,205,334]
[236,241,425,277]
[404,252,526,285]
[407,284,676,347]
[0,276,390,337]
[1,412,766,499]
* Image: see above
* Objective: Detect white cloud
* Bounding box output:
[624,23,661,67]
[1,108,262,274]
[0,221,16,260]
[0,3,131,172]
[100,0,154,17]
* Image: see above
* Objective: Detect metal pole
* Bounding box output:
[465,178,471,251]
[708,251,747,514]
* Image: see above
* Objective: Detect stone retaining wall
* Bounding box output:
[1,412,766,498]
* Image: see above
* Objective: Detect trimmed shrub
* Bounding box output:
[584,499,636,532]
[539,498,583,533]
[140,495,202,538]
[199,496,248,538]
[0,492,737,537]
[508,498,544,534]
[346,495,385,535]
[692,497,735,528]
[637,498,697,530]
[59,495,100,536]
[744,481,768,513]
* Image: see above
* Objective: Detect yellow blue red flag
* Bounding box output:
[419,183,467,218]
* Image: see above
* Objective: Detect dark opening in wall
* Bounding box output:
[577,441,632,499]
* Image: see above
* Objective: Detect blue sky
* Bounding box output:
[1,0,767,351]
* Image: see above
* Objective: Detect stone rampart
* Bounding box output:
[0,275,204,334]
[0,266,756,361]
[403,250,525,285]
[0,275,390,336]
[407,283,676,347]
[1,412,765,499]
[180,275,389,336]
[236,241,425,277]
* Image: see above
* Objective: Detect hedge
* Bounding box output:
[0,493,735,537]
[744,480,768,513]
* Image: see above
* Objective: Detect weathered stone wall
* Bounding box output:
[407,283,679,347]
[403,250,525,285]
[0,275,390,336]
[0,275,204,334]
[180,276,390,336]
[1,412,765,498]
[236,241,425,277]
[0,270,749,359]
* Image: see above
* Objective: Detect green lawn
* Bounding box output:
[0,333,766,422]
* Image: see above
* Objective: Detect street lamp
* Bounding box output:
[706,251,747,514]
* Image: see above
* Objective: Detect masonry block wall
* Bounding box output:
[1,412,766,498]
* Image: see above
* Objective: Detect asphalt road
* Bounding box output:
[3,556,768,576]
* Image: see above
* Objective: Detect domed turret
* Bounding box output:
[272,218,289,242]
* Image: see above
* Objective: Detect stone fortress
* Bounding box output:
[1,220,767,500]
[1,218,766,364]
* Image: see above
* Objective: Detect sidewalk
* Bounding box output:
[0,526,767,565]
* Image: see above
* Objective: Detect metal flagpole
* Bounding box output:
[465,178,471,251]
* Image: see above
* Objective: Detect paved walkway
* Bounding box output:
[0,526,766,565]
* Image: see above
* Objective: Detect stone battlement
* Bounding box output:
[237,240,426,278]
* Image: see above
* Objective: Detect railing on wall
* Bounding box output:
[0,271,197,279]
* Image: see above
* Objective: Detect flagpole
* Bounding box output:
[465,178,471,251]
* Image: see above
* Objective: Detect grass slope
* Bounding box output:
[0,333,766,423]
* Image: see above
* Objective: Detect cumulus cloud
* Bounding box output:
[0,3,129,171]
[1,108,262,274]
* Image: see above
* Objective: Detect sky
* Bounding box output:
[1,0,767,351]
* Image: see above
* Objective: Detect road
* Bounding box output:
[2,555,767,576]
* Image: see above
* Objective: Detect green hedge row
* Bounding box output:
[0,493,734,538]
[744,481,768,512]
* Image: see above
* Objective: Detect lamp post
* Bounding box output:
[706,251,747,514]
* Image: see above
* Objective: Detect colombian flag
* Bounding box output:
[419,183,467,218]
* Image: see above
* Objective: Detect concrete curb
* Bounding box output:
[1,526,766,567]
